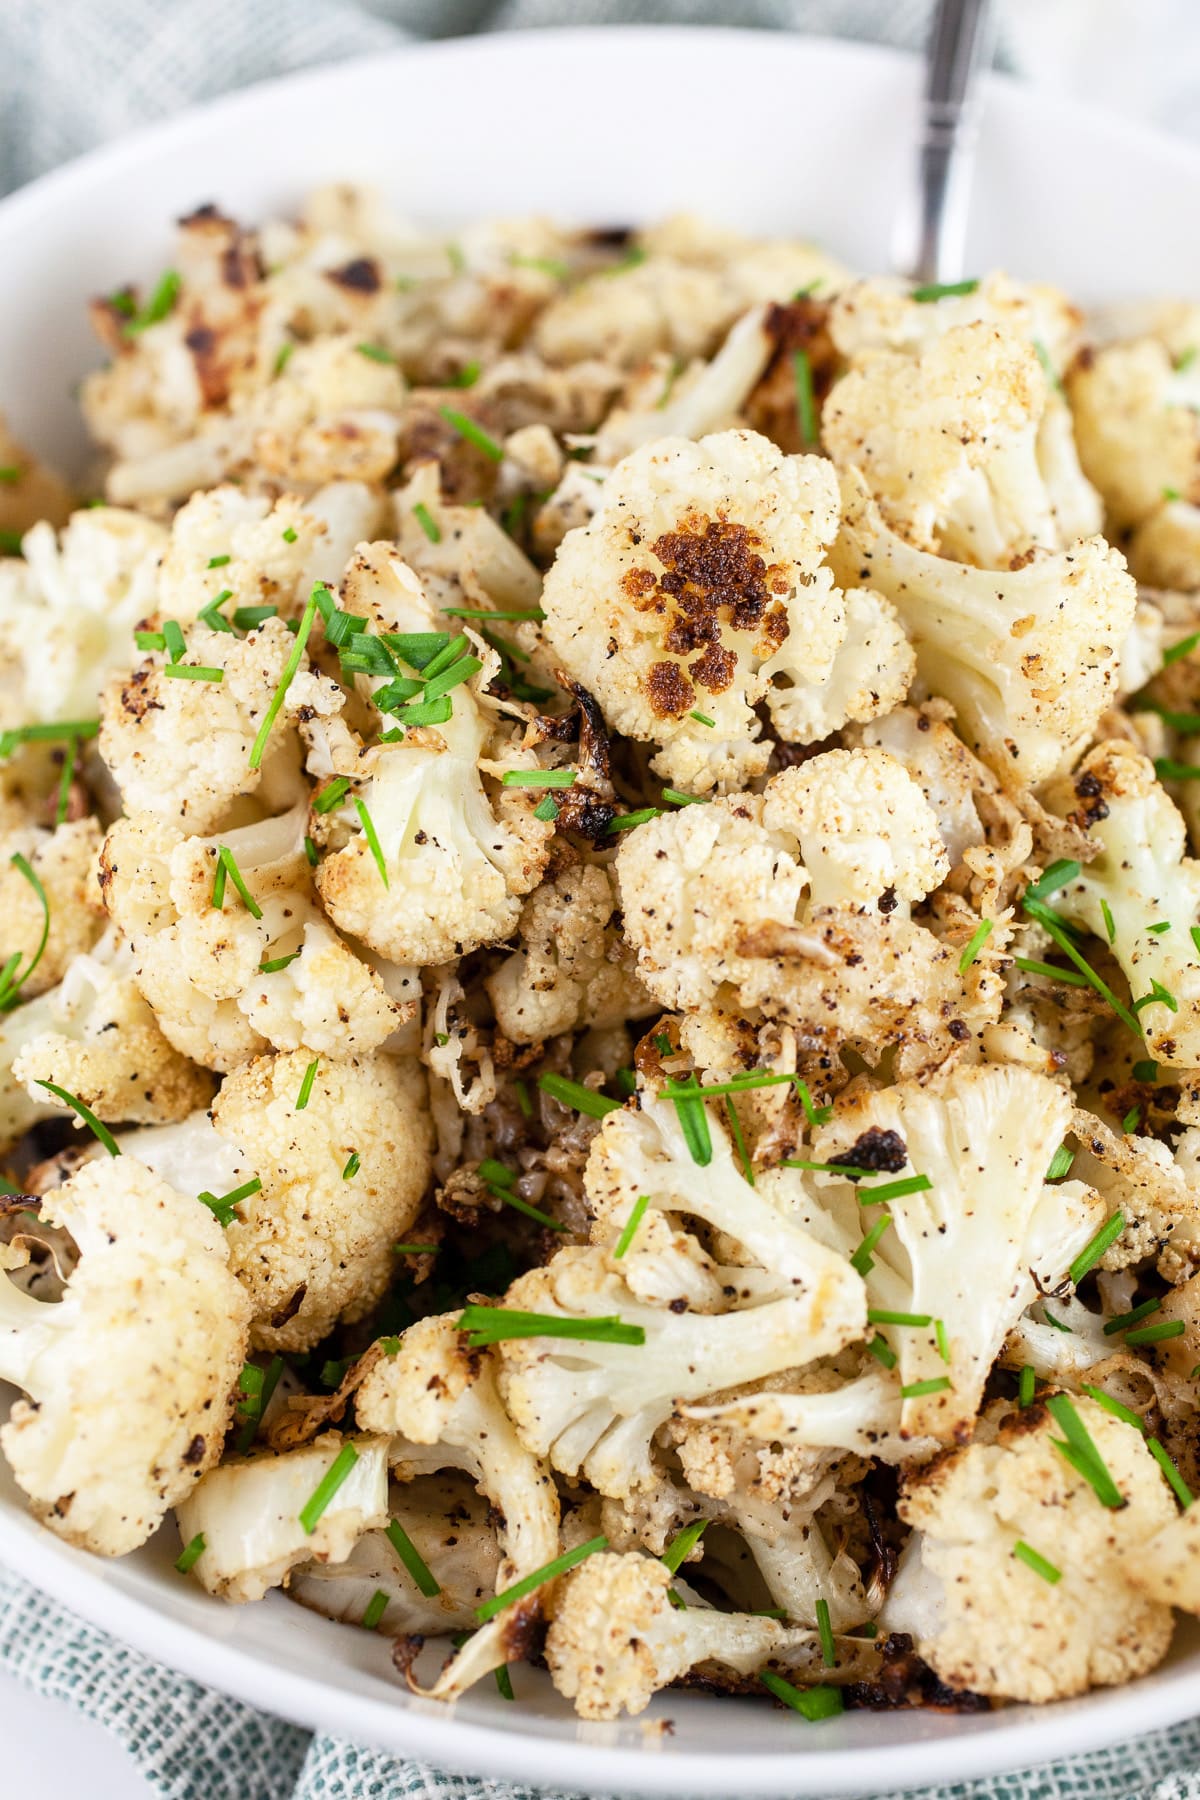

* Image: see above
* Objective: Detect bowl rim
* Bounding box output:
[3,24,1200,1795]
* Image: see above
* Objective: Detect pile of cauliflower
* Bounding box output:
[6,188,1200,1726]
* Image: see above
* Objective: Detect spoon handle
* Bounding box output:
[910,0,996,284]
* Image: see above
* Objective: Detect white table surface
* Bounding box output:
[0,1668,153,1799]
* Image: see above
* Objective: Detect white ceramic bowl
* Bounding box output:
[2,26,1199,1795]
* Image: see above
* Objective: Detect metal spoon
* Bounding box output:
[905,0,997,284]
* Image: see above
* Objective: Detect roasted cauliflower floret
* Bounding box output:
[882,1399,1177,1702]
[829,273,1084,371]
[0,818,104,999]
[833,473,1137,788]
[0,1157,251,1555]
[540,429,904,792]
[485,864,655,1045]
[1068,324,1200,533]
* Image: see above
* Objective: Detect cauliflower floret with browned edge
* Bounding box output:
[824,323,1101,567]
[485,864,655,1046]
[882,1399,1177,1702]
[540,430,906,792]
[124,1046,433,1351]
[100,615,340,832]
[832,472,1137,789]
[356,1313,560,1700]
[0,1157,251,1554]
[0,817,104,1000]
[0,508,166,730]
[545,1550,875,1721]
[829,272,1084,372]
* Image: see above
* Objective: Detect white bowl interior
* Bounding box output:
[2,26,1200,1795]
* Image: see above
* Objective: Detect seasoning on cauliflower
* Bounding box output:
[1067,316,1200,534]
[0,818,104,1000]
[833,472,1137,788]
[539,429,906,792]
[0,1157,251,1554]
[881,1398,1177,1701]
[174,1433,391,1602]
[356,1313,560,1700]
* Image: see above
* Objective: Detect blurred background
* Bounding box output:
[4,0,1200,198]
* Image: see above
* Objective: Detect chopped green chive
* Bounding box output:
[161,618,186,663]
[502,768,577,789]
[0,466,21,484]
[1122,1106,1141,1133]
[0,853,50,1012]
[1013,1541,1061,1584]
[198,1176,262,1228]
[233,604,278,632]
[511,253,570,280]
[661,1519,708,1576]
[54,738,76,827]
[911,278,980,302]
[175,1533,206,1574]
[313,776,351,815]
[606,807,661,833]
[1013,955,1090,987]
[1046,1394,1125,1508]
[490,1186,567,1232]
[342,1151,360,1181]
[1100,899,1117,943]
[135,629,167,651]
[868,1308,932,1328]
[1125,1318,1186,1347]
[413,502,441,543]
[1154,758,1200,782]
[1193,925,1200,958]
[514,1078,533,1119]
[1134,979,1179,1015]
[438,405,504,462]
[1069,1211,1125,1284]
[865,1334,897,1369]
[959,919,993,971]
[279,526,297,545]
[475,1535,609,1624]
[1022,894,1141,1035]
[857,1174,932,1205]
[613,1193,651,1259]
[532,796,559,823]
[34,1081,119,1155]
[459,1305,644,1348]
[1046,1144,1075,1181]
[537,1073,621,1118]
[274,342,295,374]
[234,1355,284,1452]
[850,1214,892,1277]
[0,719,100,758]
[935,1319,951,1363]
[661,787,710,806]
[248,586,320,770]
[1104,1298,1160,1336]
[725,1095,755,1186]
[212,844,264,919]
[361,1589,389,1631]
[671,1073,713,1167]
[689,710,715,727]
[759,1672,844,1720]
[1148,921,1173,936]
[448,360,482,387]
[162,663,223,682]
[353,796,389,889]
[794,1081,833,1128]
[381,630,450,670]
[664,1071,800,1102]
[444,606,545,623]
[1133,1060,1159,1083]
[356,342,394,363]
[299,1443,359,1534]
[124,269,181,335]
[1043,1308,1072,1332]
[815,1597,836,1667]
[1165,630,1200,667]
[386,1518,441,1596]
[792,349,817,447]
[392,1244,439,1257]
[1019,1365,1037,1407]
[1025,860,1082,902]
[304,835,319,867]
[1148,1437,1194,1507]
[900,1377,952,1399]
[1081,1385,1146,1432]
[198,592,234,634]
[296,1058,319,1110]
[207,554,231,568]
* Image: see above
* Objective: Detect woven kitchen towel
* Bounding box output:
[3,3,1200,1799]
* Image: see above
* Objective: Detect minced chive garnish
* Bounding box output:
[163,619,186,663]
[381,630,449,669]
[274,341,295,374]
[356,342,394,363]
[494,1665,515,1700]
[1125,1318,1186,1347]
[422,653,483,702]
[1100,899,1117,943]
[900,1377,952,1398]
[281,526,298,544]
[850,1214,891,1277]
[444,606,546,623]
[865,1334,898,1369]
[795,1081,833,1128]
[393,1244,439,1257]
[1019,1365,1036,1407]
[1155,758,1200,782]
[54,740,76,828]
[0,466,21,483]
[198,1176,262,1228]
[299,1442,359,1534]
[868,1308,932,1328]
[476,1535,609,1624]
[353,796,389,889]
[1046,1394,1125,1507]
[514,1078,533,1119]
[511,253,571,280]
[248,586,320,770]
[342,1151,360,1181]
[532,796,559,823]
[1013,1541,1061,1584]
[1133,1059,1159,1082]
[392,695,453,729]
[1149,922,1173,935]
[175,1533,206,1574]
[671,1073,713,1167]
[1013,955,1090,987]
[35,1081,120,1155]
[233,604,278,631]
[313,776,352,815]
[661,1070,797,1101]
[1193,925,1200,958]
[858,1174,932,1205]
[1043,1308,1072,1332]
[726,1096,755,1185]
[959,919,993,971]
[792,349,817,447]
[1134,979,1179,1015]
[1149,1438,1194,1507]
[125,269,181,335]
[1165,630,1200,667]
[1025,859,1081,902]
[361,1589,389,1631]
[304,835,319,867]
[386,1518,441,1596]
[1081,1385,1146,1432]
[492,1186,568,1232]
[207,554,231,568]
[1178,346,1199,371]
[413,502,441,543]
[0,527,24,556]
[607,808,660,832]
[537,1073,621,1118]
[1069,1211,1125,1285]
[212,845,264,919]
[654,1033,674,1055]
[1104,1298,1160,1336]
[198,593,234,634]
[613,1194,651,1260]
[163,663,224,682]
[458,1305,645,1348]
[935,1319,951,1363]
[234,1355,284,1452]
[0,853,50,1012]
[438,405,504,463]
[1046,1144,1075,1181]
[0,719,100,757]
[1122,1106,1141,1133]
[662,787,710,806]
[759,1672,844,1720]
[296,1058,319,1110]
[135,629,167,651]
[1022,894,1141,1035]
[502,769,577,789]
[689,710,715,727]
[911,277,980,302]
[815,1597,836,1667]
[661,1519,708,1576]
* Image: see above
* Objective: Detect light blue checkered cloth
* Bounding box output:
[3,3,1200,1796]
